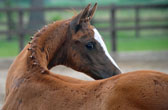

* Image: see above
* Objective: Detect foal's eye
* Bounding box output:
[85,42,94,50]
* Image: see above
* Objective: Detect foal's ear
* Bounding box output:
[70,4,91,33]
[70,3,98,33]
[88,3,97,21]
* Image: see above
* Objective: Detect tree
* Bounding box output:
[5,0,15,41]
[27,0,46,33]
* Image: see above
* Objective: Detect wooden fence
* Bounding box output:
[96,4,168,51]
[0,4,168,52]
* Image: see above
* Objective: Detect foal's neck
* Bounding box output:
[26,20,69,73]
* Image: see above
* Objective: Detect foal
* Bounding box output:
[3,3,168,110]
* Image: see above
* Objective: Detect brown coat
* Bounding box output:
[2,3,168,110]
[3,49,168,110]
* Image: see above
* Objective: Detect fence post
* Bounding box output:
[6,9,12,41]
[18,10,24,52]
[135,7,140,38]
[110,5,117,52]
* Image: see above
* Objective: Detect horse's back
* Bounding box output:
[107,70,168,110]
[3,70,168,110]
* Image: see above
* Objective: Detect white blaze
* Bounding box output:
[93,28,121,70]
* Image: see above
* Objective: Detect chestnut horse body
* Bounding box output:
[2,4,168,110]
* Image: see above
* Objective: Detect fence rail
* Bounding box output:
[0,4,168,52]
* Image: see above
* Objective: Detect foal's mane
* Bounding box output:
[27,20,67,74]
[28,24,50,73]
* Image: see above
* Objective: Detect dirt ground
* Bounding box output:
[0,51,168,108]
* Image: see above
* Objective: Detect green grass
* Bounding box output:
[0,36,30,57]
[0,30,168,57]
[0,38,19,57]
[118,36,168,51]
[102,30,168,52]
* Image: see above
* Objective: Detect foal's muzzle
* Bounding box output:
[91,68,121,80]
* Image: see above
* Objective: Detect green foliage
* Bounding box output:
[118,0,168,5]
[0,13,3,19]
[51,15,62,22]
[45,0,168,6]
[1,0,167,8]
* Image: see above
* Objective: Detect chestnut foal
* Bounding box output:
[3,3,168,110]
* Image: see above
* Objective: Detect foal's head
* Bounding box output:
[48,3,121,79]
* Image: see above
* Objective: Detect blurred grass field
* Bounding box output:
[0,5,168,57]
[0,29,168,57]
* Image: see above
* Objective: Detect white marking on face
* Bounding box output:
[93,28,121,70]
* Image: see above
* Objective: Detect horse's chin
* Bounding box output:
[91,75,104,80]
[89,68,121,80]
